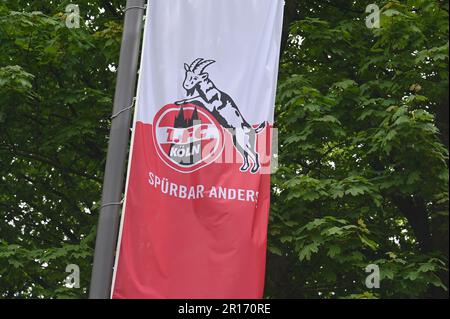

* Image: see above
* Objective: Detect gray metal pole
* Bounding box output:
[89,0,145,299]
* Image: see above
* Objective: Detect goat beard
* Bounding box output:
[185,87,195,97]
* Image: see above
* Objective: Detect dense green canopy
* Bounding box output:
[0,0,448,298]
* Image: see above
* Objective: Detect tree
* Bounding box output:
[0,0,122,298]
[0,0,448,299]
[267,0,449,298]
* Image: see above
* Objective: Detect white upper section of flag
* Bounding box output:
[135,0,285,125]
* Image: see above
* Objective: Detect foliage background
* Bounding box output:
[0,0,448,298]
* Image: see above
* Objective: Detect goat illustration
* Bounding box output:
[175,58,266,173]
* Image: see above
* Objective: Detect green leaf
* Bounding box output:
[327,245,341,258]
[359,235,378,250]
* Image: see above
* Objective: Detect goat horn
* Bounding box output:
[189,58,204,71]
[193,60,216,74]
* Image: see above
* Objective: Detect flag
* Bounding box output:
[111,0,284,299]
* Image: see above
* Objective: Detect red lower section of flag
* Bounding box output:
[112,121,271,299]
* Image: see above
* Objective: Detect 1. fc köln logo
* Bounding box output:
[153,104,225,173]
[153,58,267,174]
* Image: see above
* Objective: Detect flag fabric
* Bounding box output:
[111,0,284,299]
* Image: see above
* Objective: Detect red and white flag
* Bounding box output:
[112,0,284,299]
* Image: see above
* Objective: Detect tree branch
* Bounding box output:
[0,144,102,183]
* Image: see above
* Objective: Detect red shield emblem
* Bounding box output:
[153,103,224,173]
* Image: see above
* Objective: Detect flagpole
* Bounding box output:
[89,0,146,299]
